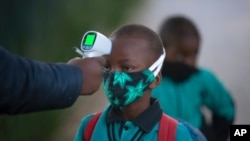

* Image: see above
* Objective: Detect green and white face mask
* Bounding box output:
[102,49,166,108]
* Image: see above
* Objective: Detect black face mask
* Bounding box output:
[162,61,199,83]
[102,69,155,108]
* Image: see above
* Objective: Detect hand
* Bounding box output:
[67,57,107,95]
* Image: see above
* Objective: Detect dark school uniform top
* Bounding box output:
[74,98,193,141]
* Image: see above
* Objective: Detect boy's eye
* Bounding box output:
[122,66,133,72]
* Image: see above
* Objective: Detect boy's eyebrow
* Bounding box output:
[118,57,135,63]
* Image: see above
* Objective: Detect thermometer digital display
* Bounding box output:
[74,31,111,58]
[82,33,96,48]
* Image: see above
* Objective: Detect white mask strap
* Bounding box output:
[149,48,166,76]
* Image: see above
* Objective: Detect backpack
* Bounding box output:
[178,119,207,141]
[82,112,206,141]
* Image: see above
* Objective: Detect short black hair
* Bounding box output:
[159,16,200,48]
[110,24,163,60]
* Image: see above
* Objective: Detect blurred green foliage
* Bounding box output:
[0,0,141,61]
[0,0,141,140]
[0,111,62,141]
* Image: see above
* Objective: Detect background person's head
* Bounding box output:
[159,16,201,67]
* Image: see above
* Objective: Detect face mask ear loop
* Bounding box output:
[149,48,166,76]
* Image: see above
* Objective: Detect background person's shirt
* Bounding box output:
[152,68,235,128]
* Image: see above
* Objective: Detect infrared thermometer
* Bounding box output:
[73,31,112,58]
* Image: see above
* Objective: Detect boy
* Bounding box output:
[74,24,193,141]
[152,16,235,141]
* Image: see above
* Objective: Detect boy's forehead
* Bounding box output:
[110,36,155,64]
[111,36,150,51]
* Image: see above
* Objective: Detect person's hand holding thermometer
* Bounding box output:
[68,31,110,95]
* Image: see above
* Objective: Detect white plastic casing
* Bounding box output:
[80,31,111,57]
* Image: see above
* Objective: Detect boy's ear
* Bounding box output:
[149,72,162,89]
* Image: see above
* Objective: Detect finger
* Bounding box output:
[67,57,81,63]
[91,56,107,66]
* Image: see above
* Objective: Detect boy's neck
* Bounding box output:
[120,92,151,120]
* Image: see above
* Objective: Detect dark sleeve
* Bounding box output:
[201,115,233,141]
[0,47,82,114]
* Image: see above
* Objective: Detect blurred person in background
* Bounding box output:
[151,16,235,141]
[0,47,106,115]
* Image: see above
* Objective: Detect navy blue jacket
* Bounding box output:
[0,47,82,114]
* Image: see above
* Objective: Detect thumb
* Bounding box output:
[67,57,81,63]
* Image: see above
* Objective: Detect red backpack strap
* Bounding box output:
[83,112,102,141]
[158,113,178,141]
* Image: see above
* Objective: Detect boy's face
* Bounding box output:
[102,35,161,108]
[166,26,199,67]
[107,36,154,72]
[177,26,199,55]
